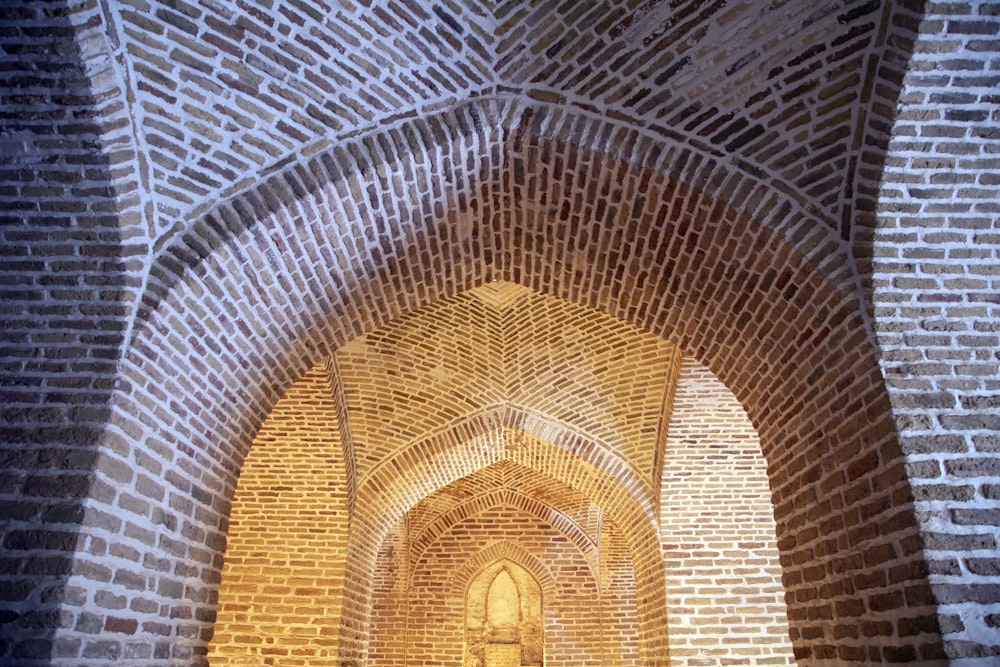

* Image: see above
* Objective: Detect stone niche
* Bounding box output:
[466,560,543,667]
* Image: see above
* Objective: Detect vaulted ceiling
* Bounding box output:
[113,0,889,245]
[336,281,680,510]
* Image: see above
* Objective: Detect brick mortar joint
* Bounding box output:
[131,90,876,353]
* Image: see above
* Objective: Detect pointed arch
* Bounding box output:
[69,99,935,664]
[467,558,545,667]
[410,487,597,567]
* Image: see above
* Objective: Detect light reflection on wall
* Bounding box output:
[467,560,543,667]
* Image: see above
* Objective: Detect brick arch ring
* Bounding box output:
[356,404,657,520]
[76,98,940,664]
[346,418,668,665]
[451,541,557,602]
[408,486,598,568]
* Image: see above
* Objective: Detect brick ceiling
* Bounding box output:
[105,0,896,556]
[121,0,887,241]
[337,281,681,519]
[99,0,897,569]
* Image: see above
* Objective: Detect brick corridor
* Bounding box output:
[1,1,998,665]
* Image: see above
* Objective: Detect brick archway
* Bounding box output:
[465,558,545,667]
[411,488,597,565]
[455,542,557,601]
[63,101,940,664]
[8,0,1000,663]
[347,423,666,666]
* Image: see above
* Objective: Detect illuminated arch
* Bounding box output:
[466,558,545,667]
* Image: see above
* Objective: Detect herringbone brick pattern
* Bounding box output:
[95,0,887,242]
[1,0,997,665]
[337,284,677,499]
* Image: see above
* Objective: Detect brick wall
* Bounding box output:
[208,362,349,666]
[600,512,641,665]
[873,2,1000,662]
[661,358,794,666]
[38,100,936,663]
[368,520,408,667]
[0,2,140,661]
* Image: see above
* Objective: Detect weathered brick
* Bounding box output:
[2,1,999,665]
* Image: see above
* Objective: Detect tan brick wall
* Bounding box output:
[368,521,408,667]
[208,363,350,666]
[661,359,794,666]
[600,515,641,665]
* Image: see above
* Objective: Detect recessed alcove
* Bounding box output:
[467,560,543,667]
[209,284,793,666]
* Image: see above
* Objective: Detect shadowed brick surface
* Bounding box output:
[873,2,1000,661]
[0,1,140,661]
[1,0,998,665]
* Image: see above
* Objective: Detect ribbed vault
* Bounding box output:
[336,282,681,505]
[80,94,940,664]
[106,0,889,246]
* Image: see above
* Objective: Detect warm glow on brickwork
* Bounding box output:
[209,363,349,666]
[3,1,998,665]
[208,284,793,666]
[662,359,794,665]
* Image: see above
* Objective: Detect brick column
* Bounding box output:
[873,2,1000,663]
[0,3,140,663]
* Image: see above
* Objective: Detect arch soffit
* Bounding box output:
[127,98,873,423]
[358,403,657,516]
[353,410,659,553]
[420,501,600,585]
[409,484,600,568]
[140,98,863,327]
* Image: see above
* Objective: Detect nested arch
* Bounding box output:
[351,423,668,665]
[466,557,546,667]
[410,488,597,566]
[455,543,556,601]
[378,462,633,667]
[79,98,937,664]
[357,406,655,523]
